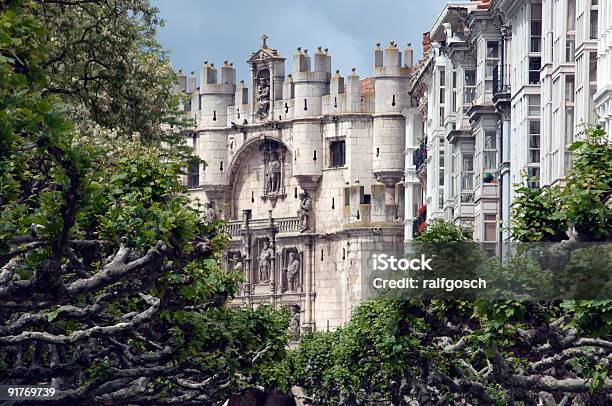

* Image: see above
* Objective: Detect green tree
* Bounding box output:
[289,220,612,404]
[510,183,568,242]
[0,1,287,403]
[563,126,612,241]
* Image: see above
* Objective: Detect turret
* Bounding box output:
[199,60,236,128]
[176,69,187,92]
[234,79,249,121]
[198,60,236,188]
[292,47,331,119]
[346,67,361,112]
[372,41,411,201]
[291,46,331,185]
[186,71,196,93]
[404,43,414,68]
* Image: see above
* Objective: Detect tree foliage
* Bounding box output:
[0,1,287,403]
[511,126,612,243]
[288,221,611,404]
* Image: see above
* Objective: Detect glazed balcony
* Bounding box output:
[492,64,511,106]
[413,141,427,172]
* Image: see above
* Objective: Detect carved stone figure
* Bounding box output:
[231,252,243,272]
[258,239,272,283]
[265,151,282,194]
[289,308,300,340]
[297,191,312,232]
[256,79,270,119]
[286,252,300,292]
[204,202,217,222]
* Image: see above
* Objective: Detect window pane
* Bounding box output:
[484,131,497,149]
[464,70,476,86]
[484,151,497,169]
[565,76,575,102]
[531,3,542,20]
[462,174,473,190]
[528,95,541,115]
[463,154,474,171]
[330,141,345,167]
[484,221,497,241]
[487,42,499,58]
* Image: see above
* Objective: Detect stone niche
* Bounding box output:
[279,246,303,293]
[260,139,287,203]
[253,236,273,286]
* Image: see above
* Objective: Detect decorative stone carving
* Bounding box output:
[289,306,300,340]
[204,202,218,222]
[258,238,272,283]
[265,151,282,194]
[230,251,243,272]
[260,141,286,208]
[286,252,300,292]
[256,70,270,119]
[297,191,312,232]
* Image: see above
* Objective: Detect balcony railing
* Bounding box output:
[413,141,427,170]
[223,216,301,237]
[492,64,511,96]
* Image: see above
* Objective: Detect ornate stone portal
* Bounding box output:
[185,36,407,336]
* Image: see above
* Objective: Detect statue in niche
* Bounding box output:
[230,251,243,272]
[256,78,270,119]
[286,252,300,292]
[297,191,312,232]
[265,150,282,194]
[204,202,217,222]
[258,239,272,283]
[289,307,300,340]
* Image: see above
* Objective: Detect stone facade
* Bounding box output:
[176,37,409,332]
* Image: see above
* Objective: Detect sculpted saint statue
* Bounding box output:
[231,252,243,272]
[289,309,300,340]
[258,239,272,283]
[256,79,270,119]
[204,202,217,222]
[297,191,312,232]
[286,252,300,292]
[266,151,281,194]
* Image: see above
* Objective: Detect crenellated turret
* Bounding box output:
[234,79,249,121]
[404,43,414,68]
[199,61,236,128]
[372,41,411,199]
[176,69,187,92]
[292,47,331,119]
[186,71,196,93]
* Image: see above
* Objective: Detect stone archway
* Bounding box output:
[227,135,293,220]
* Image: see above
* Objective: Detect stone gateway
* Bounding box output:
[176,36,410,332]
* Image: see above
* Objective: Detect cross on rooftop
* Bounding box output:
[261,34,269,49]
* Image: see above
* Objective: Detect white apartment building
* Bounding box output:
[406,0,609,251]
[595,0,612,134]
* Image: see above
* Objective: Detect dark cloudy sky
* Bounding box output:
[152,0,449,81]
